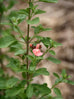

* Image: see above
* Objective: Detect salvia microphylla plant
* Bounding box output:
[0,0,74,99]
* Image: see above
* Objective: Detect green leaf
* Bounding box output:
[0,2,6,14]
[49,50,56,55]
[26,84,33,98]
[18,8,29,16]
[6,58,21,72]
[39,0,58,3]
[54,88,62,97]
[63,80,74,85]
[41,94,52,99]
[54,78,63,85]
[10,14,26,25]
[53,41,62,48]
[9,10,27,26]
[41,37,53,48]
[61,69,67,78]
[36,36,43,41]
[10,42,23,52]
[29,62,36,71]
[0,68,4,76]
[33,83,51,95]
[29,2,34,9]
[41,37,62,48]
[0,77,19,89]
[0,22,12,26]
[5,87,24,97]
[7,0,17,9]
[27,17,40,24]
[6,77,19,88]
[0,36,16,48]
[53,96,63,99]
[36,56,43,60]
[15,49,25,56]
[47,57,61,64]
[26,55,34,61]
[32,24,51,34]
[35,9,46,15]
[33,68,49,77]
[0,79,7,89]
[53,73,60,78]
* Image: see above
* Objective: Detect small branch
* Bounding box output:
[0,6,5,70]
[26,0,31,86]
[16,26,27,43]
[43,47,51,56]
[51,82,61,89]
[0,49,4,69]
[29,36,36,43]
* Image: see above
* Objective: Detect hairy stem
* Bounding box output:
[26,0,31,86]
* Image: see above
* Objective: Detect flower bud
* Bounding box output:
[30,44,33,48]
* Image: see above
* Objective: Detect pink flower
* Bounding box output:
[36,44,42,49]
[33,49,43,56]
[36,44,40,49]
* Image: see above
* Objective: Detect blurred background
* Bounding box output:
[0,0,74,99]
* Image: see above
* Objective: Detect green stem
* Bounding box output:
[43,47,51,56]
[0,49,4,69]
[16,26,26,43]
[51,82,61,89]
[0,4,4,69]
[29,35,36,43]
[26,0,31,86]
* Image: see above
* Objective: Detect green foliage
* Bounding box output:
[5,87,24,97]
[9,42,24,53]
[54,88,62,97]
[18,8,29,16]
[33,68,49,77]
[34,9,46,15]
[53,72,60,78]
[0,0,74,98]
[53,41,62,48]
[64,80,74,85]
[32,24,51,34]
[41,37,53,48]
[0,2,6,14]
[0,78,7,89]
[0,35,16,48]
[26,84,33,98]
[6,58,22,72]
[52,69,74,90]
[7,0,17,9]
[40,37,62,48]
[0,68,4,76]
[39,0,58,3]
[15,49,25,56]
[6,77,19,88]
[33,83,51,95]
[47,57,61,64]
[49,50,56,55]
[27,17,40,24]
[0,77,19,89]
[10,13,27,26]
[53,88,62,99]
